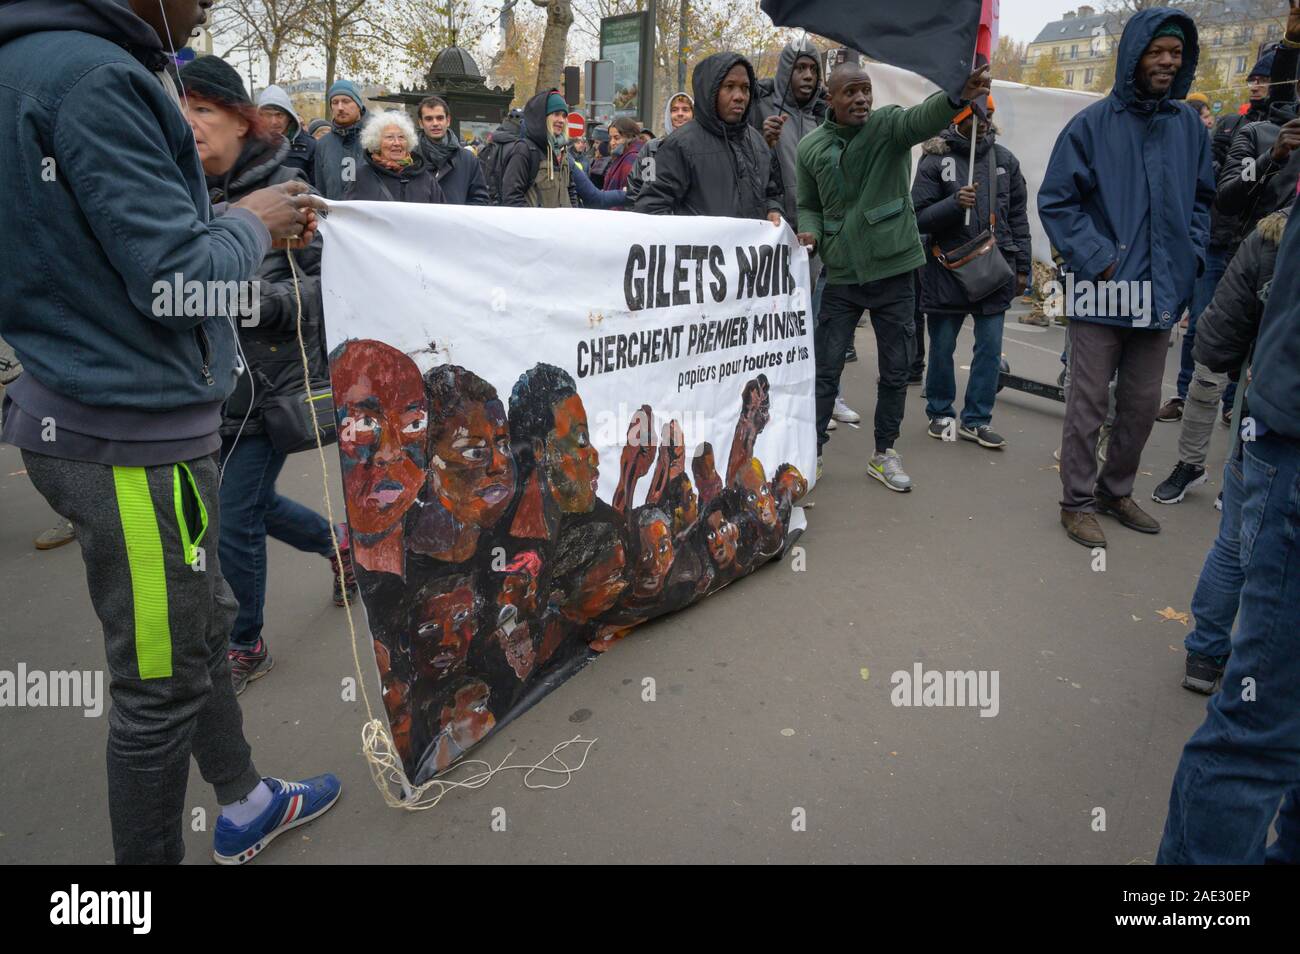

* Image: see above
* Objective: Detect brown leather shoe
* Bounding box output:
[1096,493,1161,534]
[1156,397,1184,422]
[1061,509,1106,548]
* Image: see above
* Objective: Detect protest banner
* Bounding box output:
[319,203,816,783]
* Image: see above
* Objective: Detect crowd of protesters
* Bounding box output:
[0,0,1298,867]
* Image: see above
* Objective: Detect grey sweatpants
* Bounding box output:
[23,449,260,864]
[1060,321,1171,512]
[1177,361,1230,468]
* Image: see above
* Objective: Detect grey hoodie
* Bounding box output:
[752,40,827,227]
[257,84,300,138]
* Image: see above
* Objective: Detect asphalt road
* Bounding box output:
[0,308,1231,864]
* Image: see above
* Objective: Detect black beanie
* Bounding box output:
[1248,48,1276,81]
[179,55,251,107]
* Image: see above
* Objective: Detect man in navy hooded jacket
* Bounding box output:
[0,0,340,864]
[1039,8,1214,549]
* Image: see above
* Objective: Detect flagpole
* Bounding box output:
[965,120,978,228]
[964,29,981,228]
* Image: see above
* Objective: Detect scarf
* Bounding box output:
[372,152,413,173]
[421,130,460,170]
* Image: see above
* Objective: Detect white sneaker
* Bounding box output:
[827,417,838,431]
[833,397,861,424]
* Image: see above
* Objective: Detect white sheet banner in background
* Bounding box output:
[869,62,1102,263]
[318,203,815,780]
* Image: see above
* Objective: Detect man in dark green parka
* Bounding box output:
[797,62,990,492]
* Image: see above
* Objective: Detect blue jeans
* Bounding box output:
[1178,246,1227,399]
[1159,433,1300,864]
[924,312,1005,429]
[1185,454,1245,659]
[219,432,332,648]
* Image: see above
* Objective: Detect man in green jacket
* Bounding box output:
[797,63,990,491]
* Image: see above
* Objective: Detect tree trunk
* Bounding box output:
[325,31,338,93]
[531,0,573,97]
[268,38,280,85]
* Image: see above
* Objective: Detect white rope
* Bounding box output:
[286,243,596,809]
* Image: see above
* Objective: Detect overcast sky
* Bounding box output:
[999,0,1075,45]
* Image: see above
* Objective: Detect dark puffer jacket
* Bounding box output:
[345,150,445,204]
[634,52,784,219]
[1194,206,1292,379]
[912,128,1031,315]
[206,137,328,437]
[1216,100,1300,246]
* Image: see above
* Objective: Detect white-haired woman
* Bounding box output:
[345,110,444,203]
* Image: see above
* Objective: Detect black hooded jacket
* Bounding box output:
[1194,206,1290,375]
[499,90,577,208]
[634,52,784,219]
[1216,100,1300,247]
[206,137,327,436]
[912,128,1031,315]
[479,113,521,204]
[1214,42,1299,249]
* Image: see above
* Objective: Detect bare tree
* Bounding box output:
[301,0,392,90]
[531,0,574,95]
[210,0,314,85]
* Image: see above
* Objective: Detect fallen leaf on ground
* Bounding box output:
[1157,606,1191,626]
[860,667,870,681]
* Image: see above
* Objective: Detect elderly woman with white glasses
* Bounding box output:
[345,109,444,204]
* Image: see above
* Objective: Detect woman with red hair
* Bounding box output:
[177,55,356,696]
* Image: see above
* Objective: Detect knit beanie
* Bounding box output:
[1152,22,1186,44]
[1248,48,1276,80]
[327,79,366,112]
[545,91,568,116]
[178,55,250,107]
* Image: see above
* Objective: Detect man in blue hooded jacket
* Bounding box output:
[0,0,340,864]
[314,78,367,200]
[1039,8,1214,549]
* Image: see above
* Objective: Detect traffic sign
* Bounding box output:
[567,112,586,138]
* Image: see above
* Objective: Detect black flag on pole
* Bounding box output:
[760,0,985,101]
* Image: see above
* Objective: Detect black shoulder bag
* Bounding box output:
[932,146,1014,302]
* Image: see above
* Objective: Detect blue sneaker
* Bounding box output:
[212,774,341,865]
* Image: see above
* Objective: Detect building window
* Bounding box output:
[1085,68,1095,86]
[1212,32,1223,47]
[1065,70,1075,86]
[1268,24,1282,39]
[1236,56,1247,74]
[1070,44,1078,59]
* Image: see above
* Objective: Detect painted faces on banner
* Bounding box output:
[424,679,496,776]
[410,366,517,562]
[344,362,804,783]
[509,364,601,539]
[330,340,428,574]
[664,473,700,537]
[409,573,479,683]
[735,458,782,559]
[546,394,599,513]
[550,514,629,625]
[631,509,675,601]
